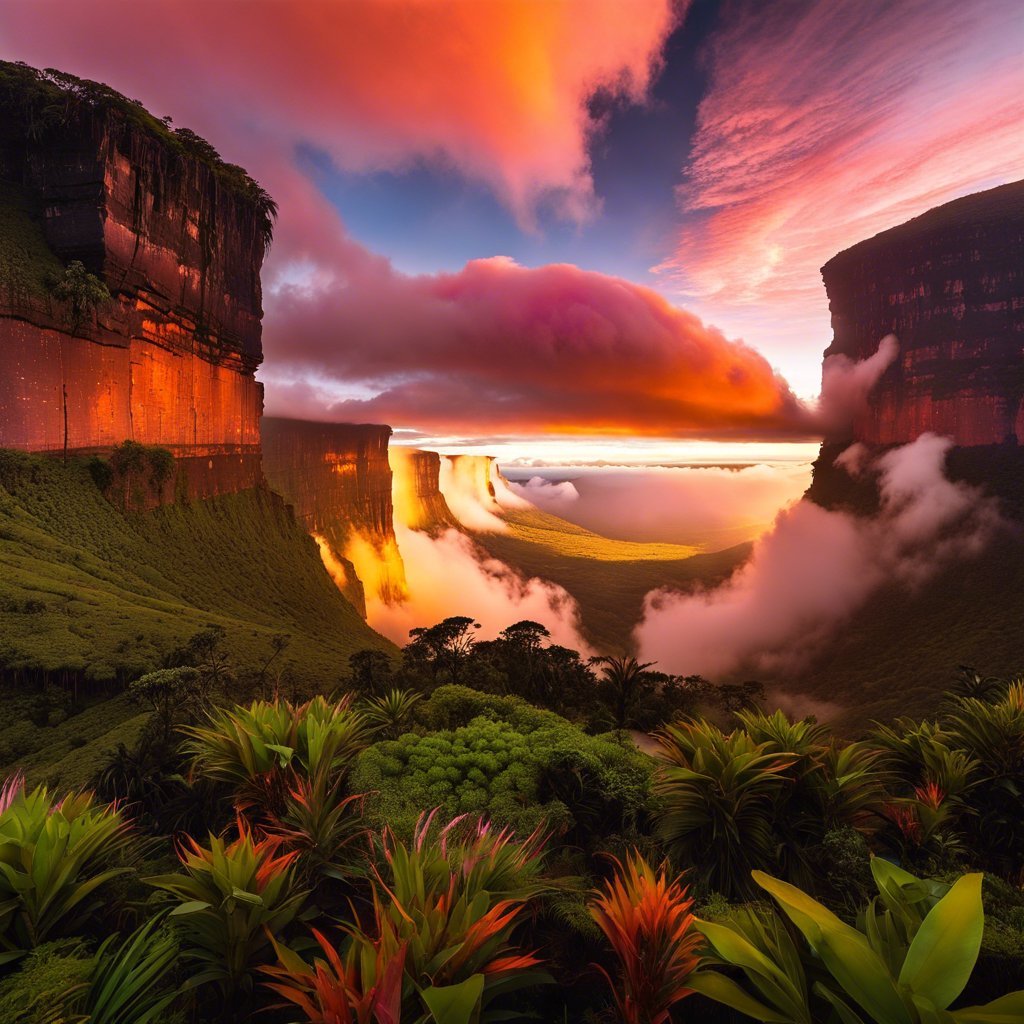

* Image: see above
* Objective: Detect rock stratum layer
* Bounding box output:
[262,418,407,615]
[0,63,273,498]
[821,180,1024,448]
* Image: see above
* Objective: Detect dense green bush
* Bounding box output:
[352,695,653,845]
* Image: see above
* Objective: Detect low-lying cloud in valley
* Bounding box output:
[635,433,1003,678]
[507,462,811,547]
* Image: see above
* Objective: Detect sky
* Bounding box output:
[3,0,1023,458]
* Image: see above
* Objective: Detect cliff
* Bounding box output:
[262,418,407,614]
[0,62,272,498]
[821,180,1024,448]
[390,447,459,532]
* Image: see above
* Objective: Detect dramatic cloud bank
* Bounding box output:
[1,0,677,227]
[264,257,812,438]
[366,524,592,653]
[663,0,1024,386]
[635,434,1002,676]
[507,461,811,547]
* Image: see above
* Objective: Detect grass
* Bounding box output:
[0,178,64,310]
[476,506,749,654]
[789,531,1024,732]
[0,450,394,771]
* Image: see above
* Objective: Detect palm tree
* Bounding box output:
[593,655,655,732]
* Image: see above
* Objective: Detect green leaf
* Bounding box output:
[688,971,793,1023]
[870,857,921,891]
[899,873,983,1009]
[952,990,1024,1023]
[814,982,869,1024]
[420,974,486,1024]
[755,871,912,1024]
[169,899,212,916]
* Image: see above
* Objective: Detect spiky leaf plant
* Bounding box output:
[0,777,137,955]
[146,815,307,1000]
[588,852,701,1024]
[181,694,372,816]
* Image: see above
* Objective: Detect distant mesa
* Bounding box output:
[821,179,1024,450]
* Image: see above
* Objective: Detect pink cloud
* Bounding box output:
[1,0,679,227]
[261,255,815,438]
[660,0,1024,391]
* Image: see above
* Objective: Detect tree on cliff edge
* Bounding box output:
[47,260,110,336]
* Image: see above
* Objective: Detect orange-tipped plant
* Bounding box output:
[588,852,702,1024]
[147,815,307,999]
[263,927,406,1024]
[266,811,550,1023]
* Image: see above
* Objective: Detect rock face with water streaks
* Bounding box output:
[261,418,408,615]
[820,180,1024,449]
[0,62,270,498]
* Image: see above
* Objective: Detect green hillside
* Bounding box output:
[476,504,750,653]
[0,450,394,782]
[787,530,1024,733]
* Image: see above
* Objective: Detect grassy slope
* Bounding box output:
[476,505,749,653]
[788,530,1024,733]
[0,450,394,781]
[0,178,65,306]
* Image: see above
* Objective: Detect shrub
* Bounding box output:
[588,852,701,1024]
[351,709,653,846]
[654,713,887,898]
[146,816,307,1002]
[0,778,137,953]
[181,695,371,817]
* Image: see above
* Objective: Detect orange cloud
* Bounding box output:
[262,256,815,439]
[2,0,679,226]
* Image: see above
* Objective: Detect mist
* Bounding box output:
[365,523,592,653]
[635,433,1002,677]
[505,462,811,547]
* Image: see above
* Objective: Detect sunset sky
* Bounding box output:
[3,0,1022,457]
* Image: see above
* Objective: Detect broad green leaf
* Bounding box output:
[697,918,788,982]
[870,857,921,891]
[755,872,912,1024]
[688,971,795,1023]
[952,990,1024,1023]
[899,873,983,1009]
[168,899,212,916]
[420,974,486,1024]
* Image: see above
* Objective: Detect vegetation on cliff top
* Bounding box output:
[0,60,276,247]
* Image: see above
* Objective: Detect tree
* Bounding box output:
[347,649,393,696]
[715,679,766,715]
[592,655,657,732]
[47,260,110,336]
[405,616,481,685]
[129,666,204,743]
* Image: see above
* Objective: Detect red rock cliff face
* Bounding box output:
[821,181,1024,447]
[0,64,270,498]
[390,447,458,533]
[261,418,408,615]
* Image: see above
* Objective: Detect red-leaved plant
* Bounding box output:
[263,927,406,1024]
[588,851,702,1024]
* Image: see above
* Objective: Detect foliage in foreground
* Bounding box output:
[0,777,136,956]
[692,858,1024,1024]
[588,852,701,1024]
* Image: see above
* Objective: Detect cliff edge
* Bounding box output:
[0,62,273,498]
